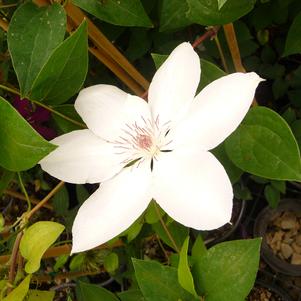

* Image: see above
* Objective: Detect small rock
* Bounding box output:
[291,253,301,265]
[270,231,284,245]
[296,234,301,246]
[292,242,301,254]
[281,213,297,229]
[281,243,293,259]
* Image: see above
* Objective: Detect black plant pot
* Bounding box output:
[248,280,293,301]
[254,199,301,276]
[203,199,247,246]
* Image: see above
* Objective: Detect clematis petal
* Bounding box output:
[152,148,233,230]
[71,162,152,253]
[170,72,263,150]
[75,85,150,141]
[148,42,200,126]
[40,129,124,184]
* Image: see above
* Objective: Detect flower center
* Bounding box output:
[112,115,172,167]
[137,134,152,150]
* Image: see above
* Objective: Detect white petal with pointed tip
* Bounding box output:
[148,42,200,126]
[40,130,124,184]
[170,72,263,150]
[152,148,233,230]
[75,85,150,141]
[71,162,152,253]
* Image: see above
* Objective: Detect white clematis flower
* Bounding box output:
[40,42,262,253]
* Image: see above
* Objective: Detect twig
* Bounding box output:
[7,232,23,293]
[0,240,124,265]
[0,84,86,128]
[26,181,65,219]
[192,26,220,49]
[223,23,258,106]
[4,189,53,209]
[223,23,245,72]
[153,202,180,253]
[33,268,105,282]
[0,18,8,32]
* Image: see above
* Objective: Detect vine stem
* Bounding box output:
[153,202,180,253]
[17,172,31,211]
[7,232,23,293]
[0,84,86,128]
[214,35,229,73]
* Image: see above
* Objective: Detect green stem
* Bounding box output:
[153,202,180,253]
[17,172,31,212]
[0,84,86,128]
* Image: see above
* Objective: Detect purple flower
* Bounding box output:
[13,96,56,140]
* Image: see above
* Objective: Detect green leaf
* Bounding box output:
[271,180,286,193]
[118,290,145,301]
[0,169,14,196]
[132,259,198,301]
[27,290,55,301]
[0,97,56,171]
[283,10,301,56]
[125,219,143,242]
[160,0,256,32]
[225,107,301,181]
[151,53,167,69]
[20,221,65,273]
[212,143,243,184]
[199,59,226,90]
[77,281,119,301]
[218,0,228,10]
[264,185,280,208]
[52,104,84,133]
[152,220,188,251]
[73,0,152,27]
[54,254,69,272]
[3,275,31,301]
[30,21,88,105]
[8,2,66,97]
[178,237,197,297]
[144,201,165,224]
[194,239,261,301]
[76,185,90,205]
[191,235,207,262]
[104,252,119,273]
[52,185,69,215]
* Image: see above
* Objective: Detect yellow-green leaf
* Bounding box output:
[27,290,55,301]
[20,221,64,273]
[3,275,31,301]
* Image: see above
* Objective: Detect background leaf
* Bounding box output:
[225,106,301,181]
[193,239,261,301]
[133,259,198,301]
[73,0,152,27]
[76,281,119,301]
[8,2,66,97]
[117,290,145,301]
[283,10,301,56]
[20,221,65,273]
[30,21,88,105]
[0,97,56,171]
[160,0,256,32]
[27,290,55,301]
